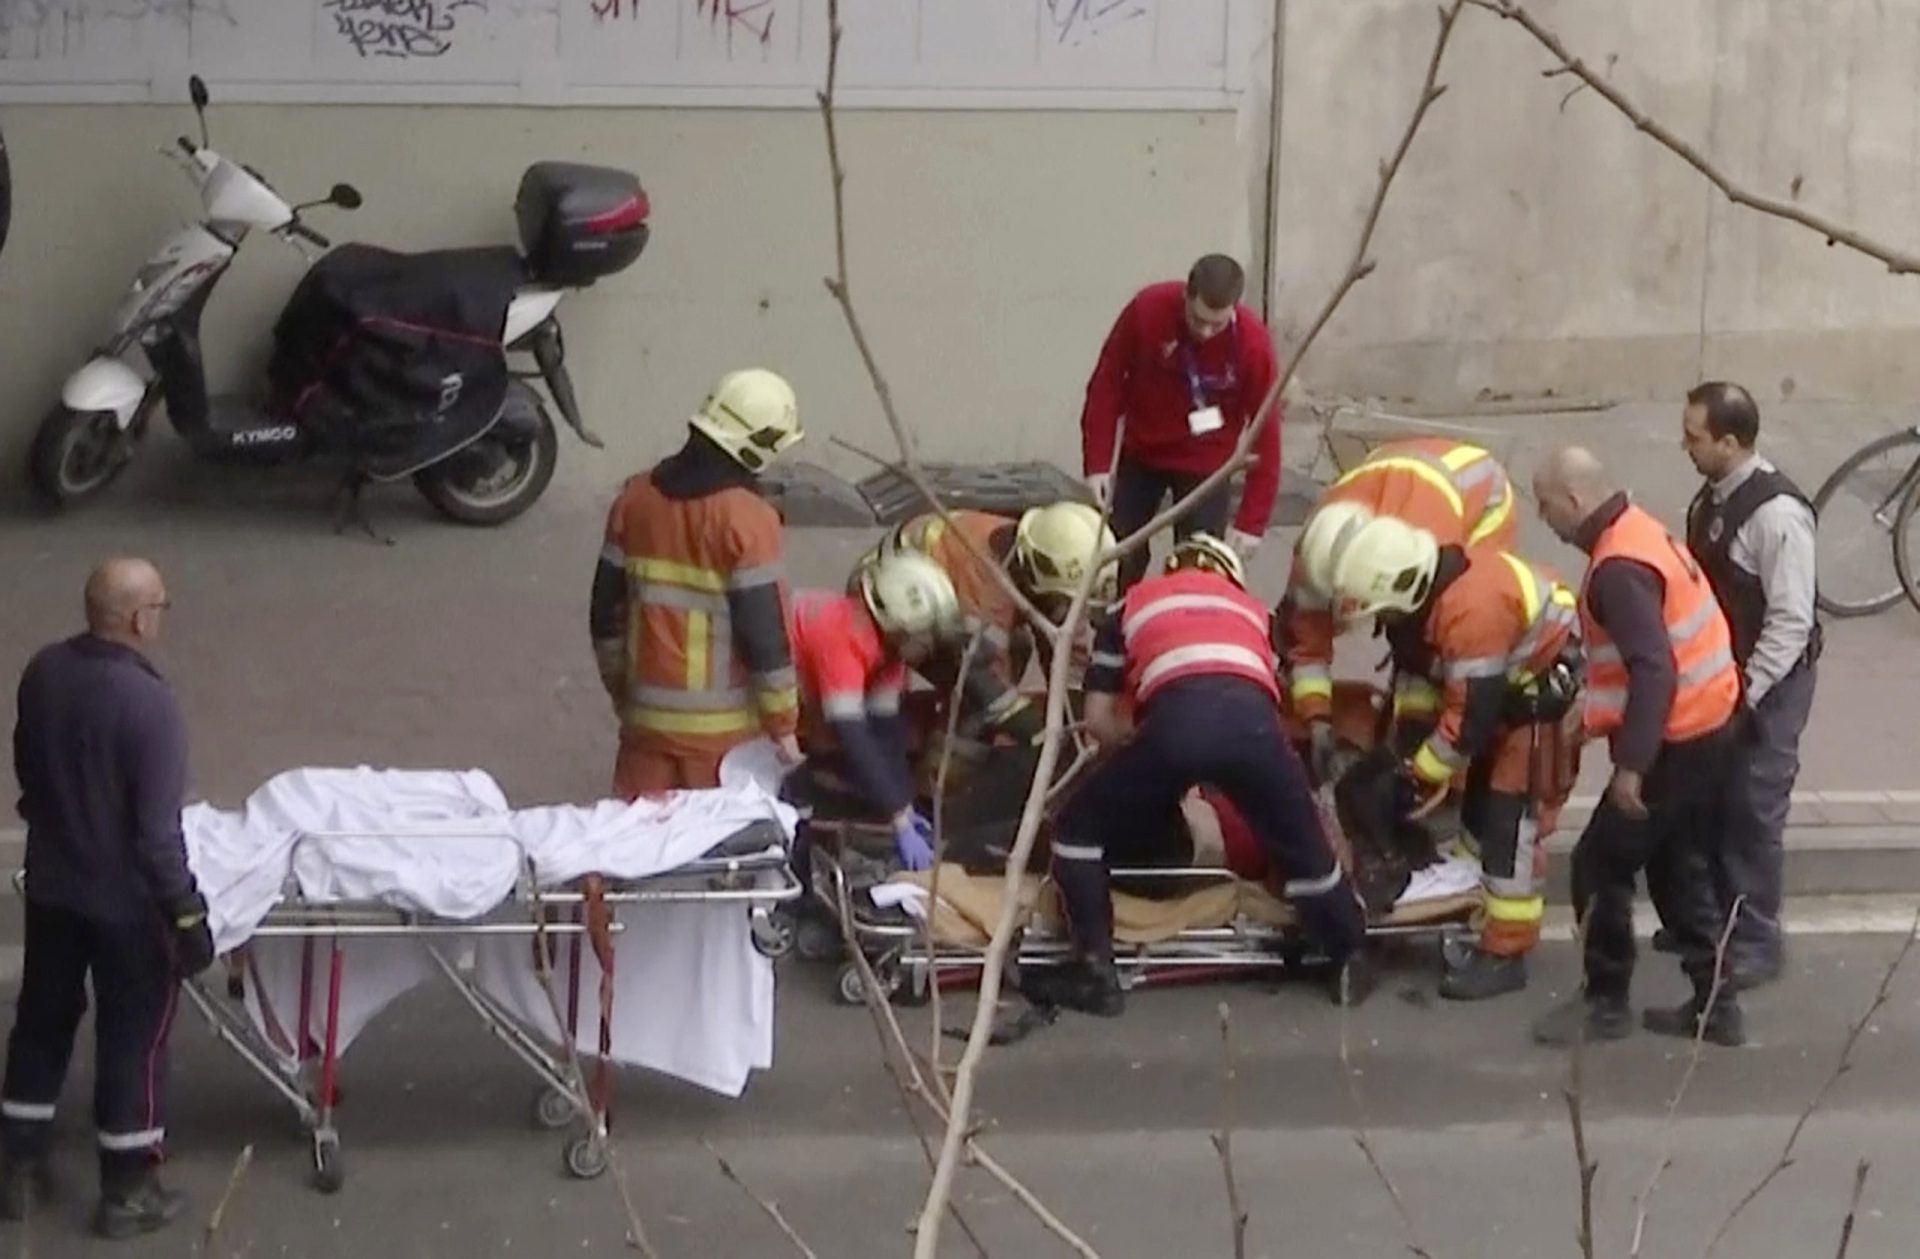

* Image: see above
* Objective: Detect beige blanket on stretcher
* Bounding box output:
[883,865,1482,950]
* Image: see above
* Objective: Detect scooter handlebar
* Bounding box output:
[286,221,331,249]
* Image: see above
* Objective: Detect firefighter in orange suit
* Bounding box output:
[1529,446,1745,1049]
[857,501,1118,742]
[1326,521,1583,1001]
[591,368,805,799]
[1278,439,1519,779]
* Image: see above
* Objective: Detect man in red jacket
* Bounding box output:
[1079,254,1280,590]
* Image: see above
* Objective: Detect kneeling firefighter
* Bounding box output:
[1028,534,1367,1016]
[783,551,965,886]
[1280,439,1519,780]
[856,501,1118,746]
[1326,518,1583,1000]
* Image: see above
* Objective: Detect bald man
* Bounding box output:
[4,558,210,1238]
[1530,450,1745,1048]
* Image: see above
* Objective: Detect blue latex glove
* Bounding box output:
[892,809,935,871]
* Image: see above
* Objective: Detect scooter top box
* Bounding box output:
[514,162,649,288]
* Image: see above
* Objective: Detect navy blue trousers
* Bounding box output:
[1053,676,1365,962]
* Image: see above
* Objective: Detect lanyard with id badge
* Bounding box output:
[1180,323,1238,437]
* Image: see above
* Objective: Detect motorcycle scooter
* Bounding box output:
[29,75,647,527]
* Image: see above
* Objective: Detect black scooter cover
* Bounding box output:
[267,243,522,480]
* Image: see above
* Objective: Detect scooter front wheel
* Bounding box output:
[412,393,559,527]
[28,404,133,507]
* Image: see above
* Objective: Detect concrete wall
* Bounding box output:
[9,0,1920,510]
[0,105,1244,505]
[1277,0,1920,408]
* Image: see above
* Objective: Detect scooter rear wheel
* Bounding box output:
[412,391,559,527]
[28,404,132,507]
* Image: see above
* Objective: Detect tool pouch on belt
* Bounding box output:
[1503,648,1583,725]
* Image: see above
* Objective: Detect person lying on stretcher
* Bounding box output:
[780,552,971,885]
[1021,535,1368,1018]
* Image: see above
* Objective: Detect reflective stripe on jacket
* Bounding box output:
[1579,504,1739,742]
[1408,550,1578,786]
[1282,438,1518,720]
[788,590,906,734]
[604,473,798,754]
[1119,570,1279,707]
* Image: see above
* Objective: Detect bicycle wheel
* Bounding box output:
[1812,427,1920,617]
[1891,466,1920,616]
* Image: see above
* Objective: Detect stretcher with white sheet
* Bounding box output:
[804,828,1481,1008]
[163,745,800,1193]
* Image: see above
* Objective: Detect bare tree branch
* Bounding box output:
[1208,1002,1250,1259]
[1629,896,1746,1256]
[1464,0,1920,274]
[1339,969,1436,1259]
[1562,906,1597,1259]
[1096,0,1467,574]
[814,17,1058,643]
[1702,910,1920,1257]
[914,6,1467,1255]
[832,879,1091,1257]
[928,624,989,1071]
[705,1140,822,1259]
[198,1144,254,1256]
[1834,1160,1872,1259]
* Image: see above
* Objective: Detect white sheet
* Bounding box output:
[185,741,798,1098]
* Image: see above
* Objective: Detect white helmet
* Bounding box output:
[859,551,961,639]
[1014,502,1118,602]
[689,368,803,473]
[1296,500,1376,597]
[1328,517,1440,616]
[1165,532,1248,589]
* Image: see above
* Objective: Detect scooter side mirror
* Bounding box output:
[188,75,211,149]
[330,184,363,210]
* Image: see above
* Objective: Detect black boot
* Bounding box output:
[92,1172,186,1241]
[1019,957,1123,1017]
[1643,993,1746,1047]
[1531,993,1633,1047]
[0,1153,53,1222]
[1438,949,1528,1002]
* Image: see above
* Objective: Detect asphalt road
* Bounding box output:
[4,404,1920,1256]
[1,933,1917,1257]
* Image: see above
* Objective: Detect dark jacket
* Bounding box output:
[13,635,199,921]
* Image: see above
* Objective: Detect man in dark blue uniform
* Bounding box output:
[3,558,214,1239]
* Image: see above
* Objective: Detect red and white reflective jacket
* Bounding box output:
[1088,569,1280,707]
[788,590,906,729]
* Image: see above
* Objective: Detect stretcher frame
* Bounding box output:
[174,819,800,1194]
[806,841,1476,1008]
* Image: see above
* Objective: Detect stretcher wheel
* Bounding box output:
[564,1128,610,1180]
[750,908,794,959]
[311,1134,344,1195]
[795,914,844,963]
[533,1085,577,1131]
[835,960,898,1006]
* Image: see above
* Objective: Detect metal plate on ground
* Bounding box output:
[761,459,1327,531]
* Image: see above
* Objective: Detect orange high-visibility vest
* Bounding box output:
[1578,504,1738,743]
